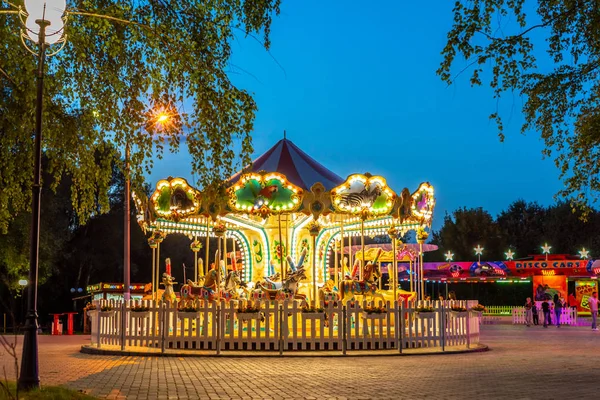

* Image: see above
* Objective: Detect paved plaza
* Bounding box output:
[1,325,599,399]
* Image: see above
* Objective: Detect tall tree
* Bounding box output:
[0,158,74,319]
[438,1,600,213]
[541,202,600,256]
[430,207,505,261]
[496,200,546,258]
[0,0,281,232]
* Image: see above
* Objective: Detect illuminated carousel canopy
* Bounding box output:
[229,138,344,191]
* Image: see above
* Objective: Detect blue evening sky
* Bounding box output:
[152,1,562,231]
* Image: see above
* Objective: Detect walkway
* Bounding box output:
[1,325,599,399]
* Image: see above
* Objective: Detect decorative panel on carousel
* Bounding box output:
[228,172,303,218]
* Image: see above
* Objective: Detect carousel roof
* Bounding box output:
[229,138,344,191]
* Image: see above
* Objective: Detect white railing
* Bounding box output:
[512,307,577,326]
[484,306,513,315]
[88,299,480,354]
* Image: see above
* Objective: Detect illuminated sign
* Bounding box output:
[515,261,586,269]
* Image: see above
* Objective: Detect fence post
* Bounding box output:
[120,301,126,351]
[441,302,445,352]
[160,303,166,353]
[466,309,471,349]
[279,304,283,356]
[96,307,101,349]
[342,305,347,356]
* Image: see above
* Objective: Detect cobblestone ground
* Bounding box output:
[1,325,600,399]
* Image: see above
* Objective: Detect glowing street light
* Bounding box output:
[579,248,590,259]
[123,108,175,301]
[157,113,169,123]
[541,243,552,261]
[474,245,484,263]
[505,250,515,261]
[444,251,454,262]
[18,279,28,287]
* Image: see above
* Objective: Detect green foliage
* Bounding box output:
[430,207,505,261]
[0,0,281,232]
[438,1,600,214]
[431,200,600,260]
[0,159,73,310]
[0,382,97,400]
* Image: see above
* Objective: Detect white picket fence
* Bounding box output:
[485,306,513,315]
[512,306,577,326]
[88,299,480,354]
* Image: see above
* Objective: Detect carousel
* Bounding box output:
[134,137,436,306]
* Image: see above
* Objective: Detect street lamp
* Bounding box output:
[123,109,174,301]
[18,0,66,391]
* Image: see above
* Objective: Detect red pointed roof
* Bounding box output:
[230,138,344,190]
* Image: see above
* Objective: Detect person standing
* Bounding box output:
[542,300,550,328]
[532,301,539,326]
[589,292,599,331]
[524,297,533,327]
[554,294,563,328]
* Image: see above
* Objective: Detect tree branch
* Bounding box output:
[0,66,17,89]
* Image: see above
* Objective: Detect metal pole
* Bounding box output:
[278,214,284,280]
[340,219,344,282]
[312,235,317,307]
[205,219,210,277]
[156,241,161,301]
[151,246,156,301]
[124,142,131,301]
[360,220,365,281]
[334,237,338,287]
[393,239,397,304]
[194,236,198,282]
[419,243,424,301]
[217,239,222,301]
[409,260,413,293]
[19,20,48,391]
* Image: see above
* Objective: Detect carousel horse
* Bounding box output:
[339,261,384,306]
[180,260,234,303]
[254,266,282,290]
[160,273,178,304]
[220,270,248,301]
[286,248,307,274]
[318,279,340,304]
[253,267,308,301]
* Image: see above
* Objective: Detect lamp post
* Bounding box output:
[18,0,66,390]
[123,110,171,301]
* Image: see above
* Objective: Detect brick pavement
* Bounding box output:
[1,325,600,399]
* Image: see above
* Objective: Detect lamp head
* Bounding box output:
[18,279,28,286]
[24,0,66,45]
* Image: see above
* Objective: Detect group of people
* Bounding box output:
[524,292,599,330]
[524,294,566,328]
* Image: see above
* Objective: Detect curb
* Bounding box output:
[80,344,489,358]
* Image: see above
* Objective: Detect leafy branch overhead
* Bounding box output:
[438,0,600,213]
[0,0,281,232]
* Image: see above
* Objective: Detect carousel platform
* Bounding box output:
[80,343,488,357]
